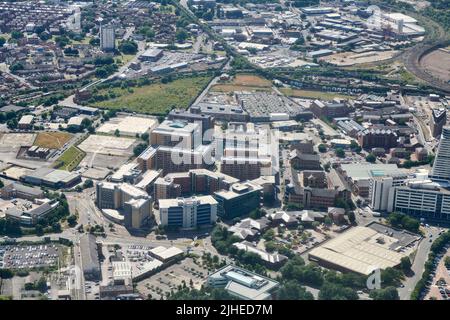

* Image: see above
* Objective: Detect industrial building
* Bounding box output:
[80,234,101,281]
[21,168,81,189]
[309,226,407,275]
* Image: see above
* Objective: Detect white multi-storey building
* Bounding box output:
[369,173,410,211]
[159,196,217,230]
[388,178,450,222]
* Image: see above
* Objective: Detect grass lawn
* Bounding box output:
[34,132,73,149]
[53,146,86,171]
[117,54,136,66]
[280,88,352,100]
[211,73,273,92]
[91,76,211,114]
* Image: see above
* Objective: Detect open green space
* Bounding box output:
[280,88,352,100]
[53,146,86,171]
[90,76,211,114]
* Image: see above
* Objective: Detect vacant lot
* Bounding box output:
[53,146,86,171]
[322,50,397,66]
[34,132,73,149]
[91,76,211,114]
[280,88,351,100]
[420,48,450,83]
[78,134,136,156]
[211,73,273,92]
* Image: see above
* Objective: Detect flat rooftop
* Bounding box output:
[309,226,408,275]
[340,163,407,181]
[208,265,279,300]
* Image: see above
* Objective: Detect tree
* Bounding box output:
[39,32,51,41]
[11,30,24,40]
[114,129,120,137]
[0,180,3,188]
[319,281,358,300]
[141,132,149,142]
[335,148,345,158]
[347,211,356,224]
[262,229,276,242]
[445,256,450,269]
[133,143,148,157]
[51,222,61,233]
[67,215,77,227]
[35,224,44,236]
[381,267,404,288]
[119,40,138,54]
[81,118,92,129]
[0,269,14,279]
[369,287,399,300]
[324,216,333,226]
[95,67,108,78]
[400,256,412,272]
[83,179,94,189]
[318,144,327,153]
[35,277,48,293]
[176,29,189,43]
[10,62,24,72]
[0,37,5,47]
[277,281,314,300]
[350,140,362,153]
[366,153,376,163]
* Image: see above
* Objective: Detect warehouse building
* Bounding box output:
[309,226,407,275]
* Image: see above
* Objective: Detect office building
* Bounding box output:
[167,109,214,141]
[100,24,115,51]
[289,150,321,170]
[96,182,152,228]
[155,144,213,175]
[388,177,450,222]
[214,182,263,220]
[357,128,398,150]
[369,174,409,211]
[338,163,407,198]
[310,99,349,119]
[137,146,157,172]
[151,120,202,149]
[217,122,278,180]
[430,127,450,182]
[123,198,152,229]
[159,195,217,229]
[207,265,279,300]
[431,108,446,138]
[1,182,44,200]
[6,199,59,226]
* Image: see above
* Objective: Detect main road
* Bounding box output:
[398,226,441,300]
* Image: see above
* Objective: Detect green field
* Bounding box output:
[53,146,86,171]
[91,76,211,114]
[280,88,352,100]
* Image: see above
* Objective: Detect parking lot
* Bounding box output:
[0,244,61,269]
[425,246,450,300]
[136,257,208,300]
